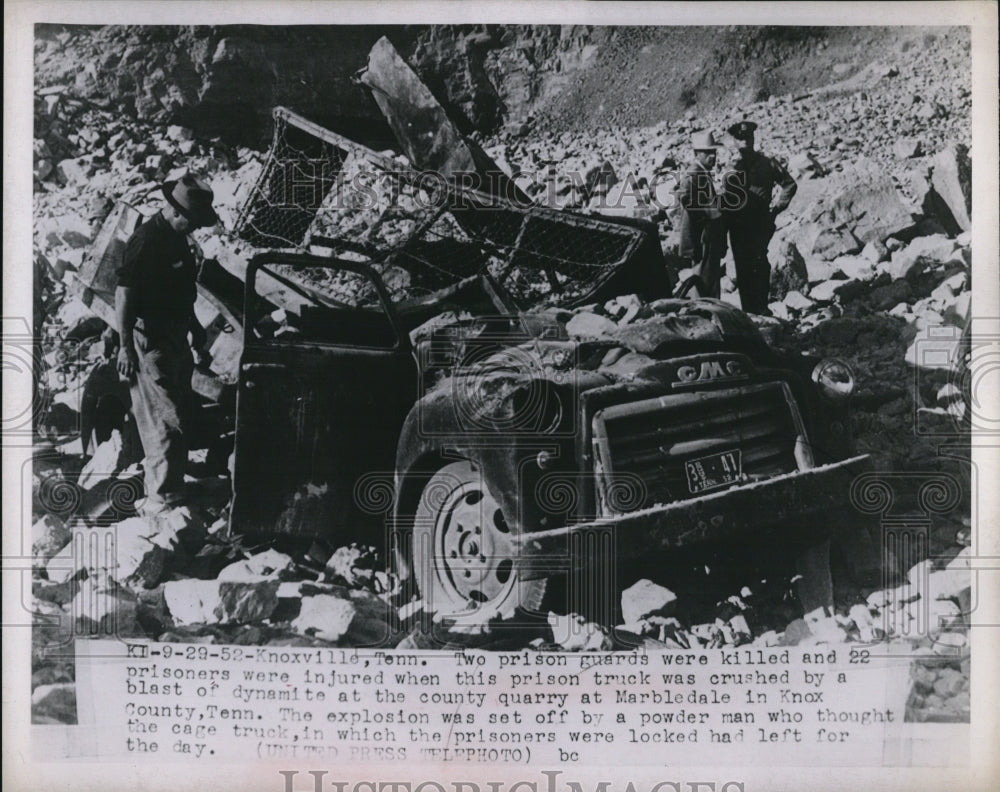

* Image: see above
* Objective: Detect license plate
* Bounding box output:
[684,449,742,494]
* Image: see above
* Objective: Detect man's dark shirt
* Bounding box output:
[117,213,197,322]
[722,150,797,226]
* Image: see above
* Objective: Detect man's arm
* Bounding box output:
[770,158,798,216]
[115,286,139,379]
[188,312,210,366]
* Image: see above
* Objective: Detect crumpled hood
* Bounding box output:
[425,298,770,428]
[597,298,765,352]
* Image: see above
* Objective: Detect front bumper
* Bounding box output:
[513,455,874,573]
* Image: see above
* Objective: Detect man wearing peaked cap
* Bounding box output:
[675,130,727,298]
[727,120,758,141]
[720,120,797,315]
[115,174,219,514]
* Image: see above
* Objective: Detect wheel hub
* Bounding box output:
[435,482,514,606]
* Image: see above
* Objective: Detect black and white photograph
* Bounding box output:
[4,1,998,788]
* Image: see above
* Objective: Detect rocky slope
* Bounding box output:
[34,25,967,144]
[30,24,972,726]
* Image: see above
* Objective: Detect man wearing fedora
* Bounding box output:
[675,130,727,298]
[721,120,798,315]
[115,174,218,513]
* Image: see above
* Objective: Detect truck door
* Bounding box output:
[230,253,417,541]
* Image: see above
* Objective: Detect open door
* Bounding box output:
[230,253,417,541]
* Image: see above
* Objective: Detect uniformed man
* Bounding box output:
[676,130,727,298]
[115,174,217,513]
[721,120,797,315]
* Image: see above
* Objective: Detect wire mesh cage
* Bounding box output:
[235,108,354,249]
[234,107,666,309]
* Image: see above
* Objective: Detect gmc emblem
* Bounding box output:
[674,359,746,386]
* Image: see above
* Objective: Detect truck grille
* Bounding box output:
[592,382,810,514]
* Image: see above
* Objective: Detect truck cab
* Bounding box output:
[231,251,880,633]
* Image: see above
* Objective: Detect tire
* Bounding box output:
[412,460,546,631]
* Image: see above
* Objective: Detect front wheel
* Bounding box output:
[412,460,546,631]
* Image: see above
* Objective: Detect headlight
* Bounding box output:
[812,359,855,400]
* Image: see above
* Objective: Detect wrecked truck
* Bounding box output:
[221,80,879,629]
[228,248,876,629]
[67,66,880,629]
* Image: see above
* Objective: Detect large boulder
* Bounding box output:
[826,183,917,245]
[566,312,618,338]
[789,159,918,260]
[31,683,77,724]
[808,279,843,303]
[32,515,72,564]
[548,612,613,651]
[768,241,808,300]
[110,526,173,588]
[45,544,80,585]
[56,157,96,187]
[38,211,94,251]
[71,578,142,636]
[860,239,889,264]
[76,430,125,490]
[84,516,184,588]
[893,138,922,159]
[885,234,961,280]
[786,151,827,179]
[783,290,815,314]
[292,594,357,642]
[807,227,863,262]
[585,159,619,195]
[805,257,838,284]
[323,544,378,589]
[832,255,877,281]
[621,579,677,626]
[218,549,295,582]
[928,145,972,233]
[943,291,971,327]
[163,579,280,625]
